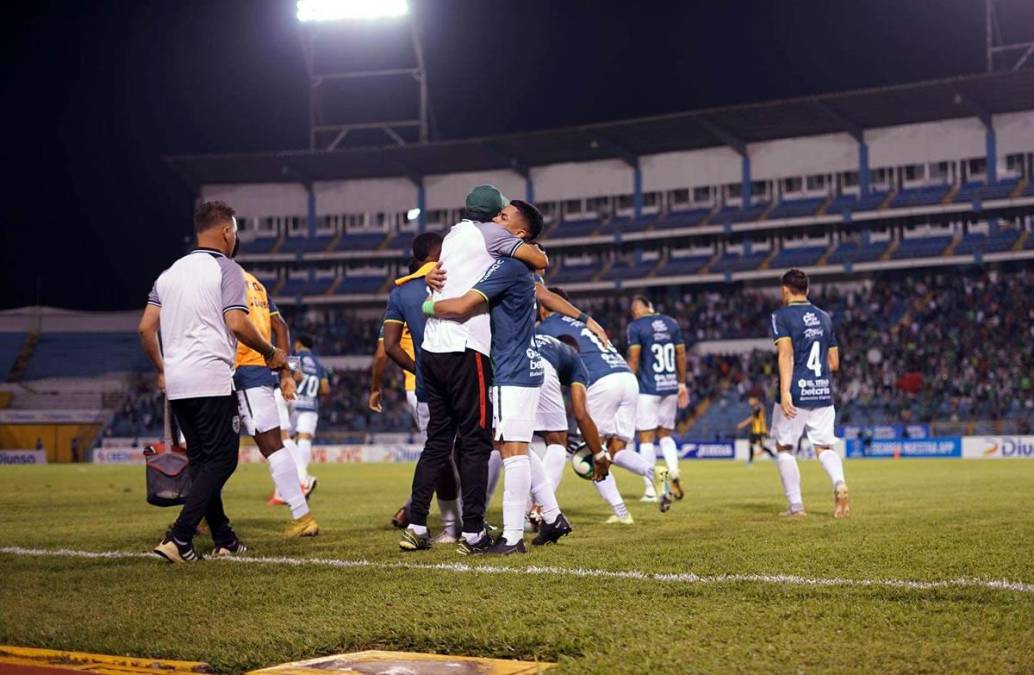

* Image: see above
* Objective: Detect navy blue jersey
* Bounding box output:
[472,258,543,388]
[383,276,430,400]
[293,350,327,413]
[770,301,838,409]
[627,313,684,395]
[536,313,629,386]
[534,334,589,388]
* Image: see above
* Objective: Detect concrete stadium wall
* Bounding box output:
[201,183,308,218]
[425,169,525,210]
[315,177,417,215]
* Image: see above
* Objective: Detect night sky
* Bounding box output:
[2,0,1024,311]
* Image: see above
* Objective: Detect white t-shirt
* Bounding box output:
[421,220,524,356]
[148,248,248,400]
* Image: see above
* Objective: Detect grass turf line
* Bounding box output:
[1,460,1033,673]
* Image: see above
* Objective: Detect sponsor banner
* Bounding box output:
[679,441,736,460]
[238,443,425,464]
[840,424,930,440]
[92,448,147,464]
[0,450,47,465]
[845,437,961,459]
[0,409,107,424]
[101,437,158,449]
[963,435,1034,459]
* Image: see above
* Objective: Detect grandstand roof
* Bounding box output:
[167,69,1034,187]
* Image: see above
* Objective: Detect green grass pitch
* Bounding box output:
[1,459,1033,673]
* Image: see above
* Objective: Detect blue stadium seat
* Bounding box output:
[555,218,601,238]
[978,178,1019,201]
[891,184,951,208]
[280,235,334,253]
[335,277,384,294]
[769,246,827,268]
[685,393,749,440]
[602,259,657,281]
[953,181,983,203]
[0,333,25,378]
[767,197,825,220]
[597,215,652,235]
[892,236,952,259]
[827,241,888,264]
[22,333,151,379]
[240,236,278,254]
[827,191,888,214]
[550,264,598,283]
[729,202,770,224]
[335,232,387,251]
[392,231,416,253]
[653,209,711,230]
[954,230,1020,255]
[710,252,768,273]
[655,256,710,277]
[278,278,333,296]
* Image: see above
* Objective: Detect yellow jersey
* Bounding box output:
[751,404,767,435]
[236,271,278,368]
[400,326,416,392]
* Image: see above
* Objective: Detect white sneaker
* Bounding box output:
[432,530,459,545]
[605,514,635,525]
[640,494,658,503]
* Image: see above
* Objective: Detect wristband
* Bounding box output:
[422,299,435,317]
[263,344,276,360]
[577,311,590,324]
[593,450,611,463]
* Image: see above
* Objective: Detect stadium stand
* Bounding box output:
[0,333,26,380]
[21,332,150,380]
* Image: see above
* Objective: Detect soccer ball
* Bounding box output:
[570,443,595,480]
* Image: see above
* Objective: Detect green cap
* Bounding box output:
[465,184,509,220]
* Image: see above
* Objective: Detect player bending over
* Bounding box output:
[769,269,850,518]
[626,296,688,502]
[291,334,329,497]
[538,288,673,515]
[233,271,319,538]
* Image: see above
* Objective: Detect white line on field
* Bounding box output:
[2,545,1033,595]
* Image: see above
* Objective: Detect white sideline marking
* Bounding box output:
[2,545,1033,595]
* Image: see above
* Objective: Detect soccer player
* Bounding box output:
[291,334,329,497]
[233,271,319,537]
[737,394,776,464]
[769,269,850,518]
[426,253,572,554]
[538,289,672,514]
[626,296,688,502]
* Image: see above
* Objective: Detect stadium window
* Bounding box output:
[782,177,803,193]
[616,195,633,211]
[723,183,741,201]
[751,181,768,198]
[967,157,987,176]
[841,171,859,188]
[928,162,949,182]
[289,217,304,233]
[903,164,925,182]
[692,186,713,204]
[805,174,827,191]
[539,201,558,218]
[871,168,891,187]
[1005,153,1025,175]
[587,196,610,214]
[565,199,583,215]
[643,191,659,207]
[668,188,689,207]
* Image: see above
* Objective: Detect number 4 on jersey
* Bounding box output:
[806,341,822,377]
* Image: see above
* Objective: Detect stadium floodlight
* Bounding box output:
[406,208,421,222]
[297,0,408,23]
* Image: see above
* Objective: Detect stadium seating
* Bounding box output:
[549,262,598,284]
[602,258,657,281]
[653,209,711,230]
[391,231,416,253]
[335,276,384,294]
[891,236,952,259]
[22,333,150,380]
[827,240,888,264]
[240,236,278,254]
[597,215,652,235]
[767,196,825,220]
[710,252,768,273]
[280,234,335,254]
[826,191,888,214]
[768,245,827,269]
[891,184,951,208]
[336,232,387,251]
[0,333,26,379]
[655,255,711,276]
[554,218,602,238]
[954,229,1020,255]
[277,278,334,296]
[729,202,771,224]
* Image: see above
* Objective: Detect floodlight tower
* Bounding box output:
[297,0,431,150]
[986,0,1034,72]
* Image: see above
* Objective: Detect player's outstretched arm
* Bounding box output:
[675,343,689,408]
[137,304,164,390]
[225,309,286,369]
[369,339,388,412]
[777,339,797,418]
[424,291,487,321]
[535,284,611,346]
[828,346,840,373]
[626,345,641,374]
[382,322,416,374]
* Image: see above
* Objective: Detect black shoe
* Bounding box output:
[532,512,573,546]
[212,538,248,557]
[399,528,431,551]
[456,532,493,556]
[485,536,528,556]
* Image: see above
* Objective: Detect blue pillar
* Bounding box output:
[633,163,643,220]
[740,155,751,207]
[743,239,752,256]
[858,142,870,196]
[525,175,535,203]
[417,179,426,233]
[306,188,317,237]
[985,128,997,184]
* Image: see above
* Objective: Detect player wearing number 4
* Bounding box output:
[770,269,850,518]
[626,296,688,503]
[291,334,329,498]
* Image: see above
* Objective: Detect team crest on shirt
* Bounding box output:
[803,312,820,327]
[232,415,241,434]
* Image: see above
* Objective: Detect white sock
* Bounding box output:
[296,438,312,483]
[267,449,309,519]
[407,523,428,536]
[283,437,305,483]
[462,529,484,544]
[776,451,803,508]
[528,451,560,524]
[594,474,629,518]
[612,447,654,480]
[639,442,657,495]
[818,449,846,487]
[485,449,502,504]
[437,497,460,536]
[543,443,567,490]
[659,436,680,479]
[502,455,531,545]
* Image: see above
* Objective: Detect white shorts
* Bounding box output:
[274,387,292,433]
[491,385,541,443]
[636,393,678,431]
[237,386,281,436]
[535,361,568,432]
[587,372,639,443]
[770,404,837,448]
[294,410,319,437]
[406,390,430,433]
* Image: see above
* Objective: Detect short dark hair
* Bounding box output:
[194,201,236,235]
[510,199,544,241]
[548,286,570,302]
[632,295,652,310]
[781,268,809,295]
[412,232,442,262]
[295,334,314,350]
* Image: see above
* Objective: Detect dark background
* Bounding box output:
[1,0,1026,311]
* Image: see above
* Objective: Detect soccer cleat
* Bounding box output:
[391,506,409,529]
[302,476,318,501]
[267,492,286,506]
[484,536,528,556]
[532,512,572,546]
[655,467,673,513]
[284,513,320,537]
[456,532,493,556]
[834,482,851,518]
[432,530,459,546]
[640,493,658,503]
[605,514,635,525]
[153,537,202,563]
[780,505,807,517]
[670,474,685,500]
[399,528,432,551]
[212,538,249,557]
